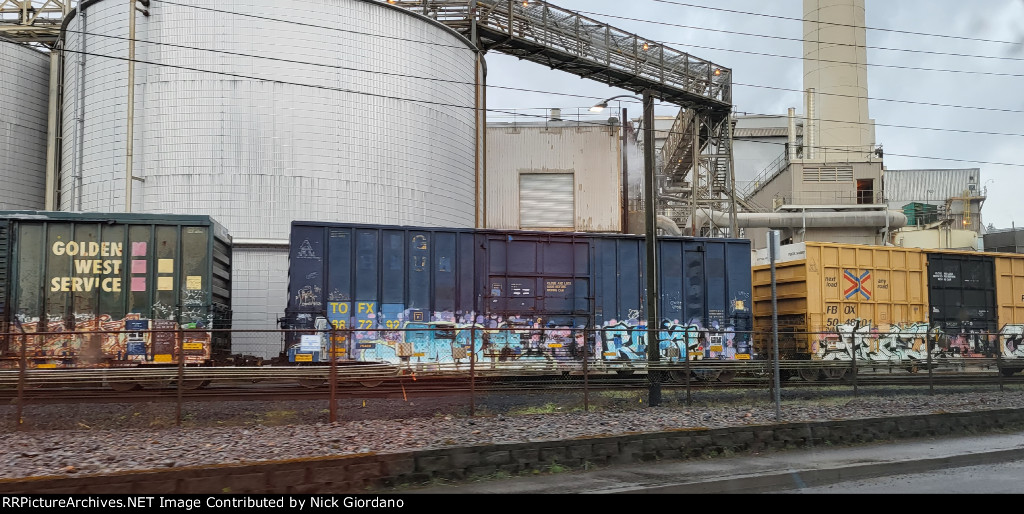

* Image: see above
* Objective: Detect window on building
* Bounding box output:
[857,179,874,204]
[519,174,574,229]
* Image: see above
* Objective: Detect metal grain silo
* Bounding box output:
[58,0,482,354]
[0,38,51,210]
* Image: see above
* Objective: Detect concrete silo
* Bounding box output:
[58,0,483,355]
[0,38,51,210]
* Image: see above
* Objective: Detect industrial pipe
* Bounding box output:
[656,215,683,236]
[692,209,907,230]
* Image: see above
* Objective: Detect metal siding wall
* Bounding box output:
[486,125,621,231]
[61,0,477,233]
[0,221,9,329]
[233,247,289,357]
[0,41,49,210]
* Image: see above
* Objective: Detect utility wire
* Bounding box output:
[59,45,1024,169]
[657,40,1024,79]
[649,0,1024,47]
[62,28,1024,139]
[137,1,1024,114]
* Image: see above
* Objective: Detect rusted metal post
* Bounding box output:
[996,332,1004,393]
[928,329,936,396]
[469,323,476,417]
[684,326,692,407]
[582,327,589,412]
[176,326,185,426]
[329,322,338,423]
[15,333,30,429]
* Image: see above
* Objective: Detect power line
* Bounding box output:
[139,1,1024,112]
[658,40,1024,79]
[56,44,1024,169]
[153,0,472,52]
[649,0,1024,47]
[575,8,1024,64]
[61,28,1024,138]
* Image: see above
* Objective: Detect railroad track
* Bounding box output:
[3,371,1022,405]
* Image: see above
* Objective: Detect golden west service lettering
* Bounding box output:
[49,240,127,292]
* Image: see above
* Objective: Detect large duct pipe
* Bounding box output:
[657,215,683,236]
[693,209,907,230]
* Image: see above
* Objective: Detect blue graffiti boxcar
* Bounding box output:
[283,222,752,375]
[0,211,232,369]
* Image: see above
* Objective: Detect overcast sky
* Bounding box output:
[482,0,1024,229]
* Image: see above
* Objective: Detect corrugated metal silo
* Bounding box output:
[58,0,482,355]
[0,38,50,210]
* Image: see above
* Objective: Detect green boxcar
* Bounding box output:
[0,211,231,368]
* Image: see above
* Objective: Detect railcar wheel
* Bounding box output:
[175,379,210,390]
[359,380,384,388]
[717,370,737,383]
[107,380,141,392]
[297,378,327,389]
[668,370,688,383]
[692,369,721,382]
[1000,368,1019,377]
[820,367,848,380]
[798,367,821,382]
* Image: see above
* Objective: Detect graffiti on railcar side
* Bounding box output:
[306,301,753,367]
[999,325,1024,360]
[5,313,212,368]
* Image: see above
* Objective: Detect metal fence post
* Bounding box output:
[176,326,185,427]
[470,323,476,417]
[16,332,30,429]
[928,329,936,396]
[996,332,1004,393]
[684,326,692,407]
[582,327,589,412]
[330,321,338,423]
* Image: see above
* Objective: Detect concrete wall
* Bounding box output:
[3,408,1024,494]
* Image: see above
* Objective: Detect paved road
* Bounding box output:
[399,429,1024,494]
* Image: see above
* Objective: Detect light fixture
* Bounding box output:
[522,0,529,6]
[590,94,643,113]
[713,68,722,76]
[642,42,650,51]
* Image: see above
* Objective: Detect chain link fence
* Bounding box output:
[2,324,1023,430]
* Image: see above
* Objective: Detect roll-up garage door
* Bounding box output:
[519,173,574,229]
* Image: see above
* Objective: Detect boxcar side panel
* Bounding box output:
[1,212,227,367]
[996,254,1024,326]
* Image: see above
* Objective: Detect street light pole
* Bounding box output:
[643,89,661,407]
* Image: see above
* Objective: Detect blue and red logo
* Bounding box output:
[844,270,872,300]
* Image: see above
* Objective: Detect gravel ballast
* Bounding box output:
[3,385,1024,480]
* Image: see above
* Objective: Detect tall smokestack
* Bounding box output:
[804,0,874,158]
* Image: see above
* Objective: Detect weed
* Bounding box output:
[548,461,567,474]
[261,410,297,425]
